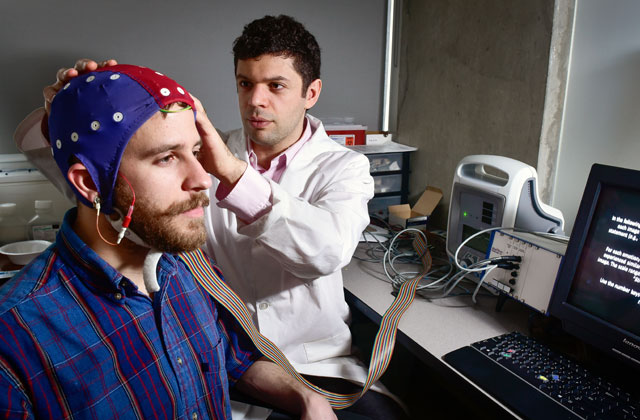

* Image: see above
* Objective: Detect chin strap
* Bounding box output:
[143,250,162,294]
[180,234,430,409]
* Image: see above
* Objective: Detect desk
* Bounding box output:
[342,246,537,418]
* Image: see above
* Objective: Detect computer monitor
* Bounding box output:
[550,163,640,371]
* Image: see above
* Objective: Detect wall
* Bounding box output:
[0,0,386,154]
[396,0,555,229]
[548,0,640,233]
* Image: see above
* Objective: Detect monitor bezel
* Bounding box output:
[549,163,640,370]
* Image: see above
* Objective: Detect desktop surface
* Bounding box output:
[343,247,532,359]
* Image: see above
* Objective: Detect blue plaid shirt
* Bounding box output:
[0,209,260,419]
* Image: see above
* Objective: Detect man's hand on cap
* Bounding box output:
[43,58,118,114]
[192,95,247,188]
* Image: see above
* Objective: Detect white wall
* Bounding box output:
[551,0,640,233]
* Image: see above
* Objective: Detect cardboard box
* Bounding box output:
[388,186,443,229]
[366,131,393,145]
[326,124,367,145]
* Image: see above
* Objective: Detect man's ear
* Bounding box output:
[304,78,322,110]
[67,163,98,205]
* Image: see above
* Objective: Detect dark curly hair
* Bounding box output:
[233,15,321,95]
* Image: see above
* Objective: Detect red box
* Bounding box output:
[325,125,367,146]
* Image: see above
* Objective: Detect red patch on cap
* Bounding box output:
[95,64,194,109]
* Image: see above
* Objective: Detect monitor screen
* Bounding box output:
[550,164,640,370]
[567,185,640,337]
[462,224,492,254]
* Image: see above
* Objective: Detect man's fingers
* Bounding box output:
[55,67,72,84]
[73,58,98,73]
[70,58,117,73]
[192,96,212,121]
[192,96,216,133]
[43,86,58,104]
[98,59,118,68]
[44,81,67,113]
[191,94,203,111]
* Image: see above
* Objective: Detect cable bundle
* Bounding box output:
[358,222,569,304]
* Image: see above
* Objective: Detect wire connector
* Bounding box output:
[497,263,520,270]
[116,228,128,244]
[116,205,134,245]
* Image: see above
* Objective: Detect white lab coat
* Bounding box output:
[204,115,375,379]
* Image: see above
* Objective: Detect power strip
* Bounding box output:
[486,230,567,314]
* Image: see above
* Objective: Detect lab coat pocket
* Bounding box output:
[303,327,352,363]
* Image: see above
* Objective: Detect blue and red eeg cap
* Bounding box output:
[49,64,195,214]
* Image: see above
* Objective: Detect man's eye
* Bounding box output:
[157,155,174,164]
[193,149,201,158]
[239,80,251,88]
[271,83,284,90]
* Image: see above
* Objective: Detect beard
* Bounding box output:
[113,180,210,254]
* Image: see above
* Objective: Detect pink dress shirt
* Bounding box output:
[215,117,313,223]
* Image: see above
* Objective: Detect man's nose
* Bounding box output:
[247,85,268,108]
[184,157,212,192]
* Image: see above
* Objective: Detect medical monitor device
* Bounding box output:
[549,163,640,370]
[446,155,564,263]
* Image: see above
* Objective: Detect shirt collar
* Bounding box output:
[246,115,314,177]
[55,208,176,295]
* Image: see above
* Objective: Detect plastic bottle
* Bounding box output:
[27,200,60,242]
[0,203,28,245]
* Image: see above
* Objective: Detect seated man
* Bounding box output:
[0,64,336,419]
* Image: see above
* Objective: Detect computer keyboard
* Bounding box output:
[443,331,639,420]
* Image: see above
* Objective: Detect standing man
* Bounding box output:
[2,64,336,419]
[25,15,407,420]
